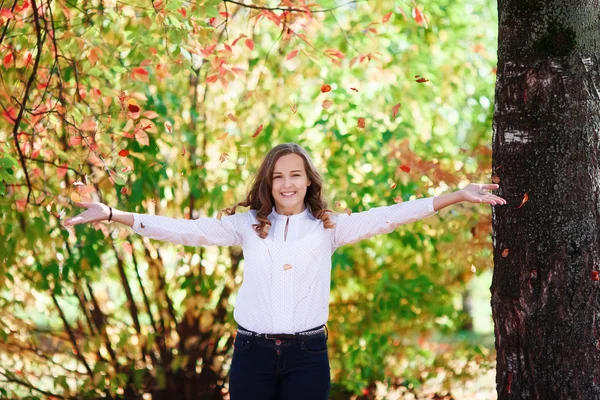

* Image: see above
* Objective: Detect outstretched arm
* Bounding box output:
[331,182,506,250]
[63,202,243,247]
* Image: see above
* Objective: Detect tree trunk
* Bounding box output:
[492,1,600,398]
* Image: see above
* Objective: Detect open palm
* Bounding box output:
[63,202,110,227]
[461,183,506,205]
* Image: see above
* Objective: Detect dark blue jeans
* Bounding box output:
[228,326,331,400]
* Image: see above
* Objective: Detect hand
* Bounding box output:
[460,183,507,206]
[63,202,111,227]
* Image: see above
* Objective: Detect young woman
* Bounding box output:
[63,142,506,399]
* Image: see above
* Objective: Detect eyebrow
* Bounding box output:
[272,170,303,175]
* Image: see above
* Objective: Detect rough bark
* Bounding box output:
[491,1,600,398]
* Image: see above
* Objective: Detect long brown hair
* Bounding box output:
[223,143,335,238]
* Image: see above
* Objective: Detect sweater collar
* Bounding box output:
[270,204,311,220]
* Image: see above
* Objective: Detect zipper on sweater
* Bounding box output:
[284,217,290,242]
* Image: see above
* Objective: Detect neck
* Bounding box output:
[275,204,306,216]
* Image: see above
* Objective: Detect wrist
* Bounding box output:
[108,207,113,222]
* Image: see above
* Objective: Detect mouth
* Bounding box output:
[281,191,296,198]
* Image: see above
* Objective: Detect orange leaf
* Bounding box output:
[286,49,299,60]
[517,193,529,209]
[80,119,97,131]
[69,135,82,147]
[231,34,247,47]
[206,74,218,83]
[492,175,500,184]
[400,165,410,173]
[322,100,333,109]
[245,38,254,50]
[227,113,237,122]
[382,11,392,23]
[390,183,397,189]
[216,132,229,140]
[291,103,298,114]
[320,84,331,93]
[253,124,263,138]
[142,110,159,119]
[118,149,129,157]
[502,248,509,257]
[357,118,365,129]
[392,103,401,118]
[57,164,68,178]
[592,271,599,281]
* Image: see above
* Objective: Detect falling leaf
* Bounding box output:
[592,271,599,281]
[322,100,333,109]
[400,165,410,173]
[206,74,218,83]
[350,87,359,92]
[164,121,173,133]
[321,84,332,93]
[118,149,129,157]
[344,208,352,216]
[502,248,509,257]
[412,7,425,26]
[382,11,392,23]
[287,49,299,60]
[253,124,263,138]
[393,196,403,203]
[220,153,229,163]
[390,183,397,189]
[492,175,501,184]
[120,186,128,195]
[357,118,365,129]
[227,113,237,122]
[392,103,401,118]
[245,38,254,50]
[216,132,229,140]
[291,103,298,114]
[128,103,140,113]
[415,75,429,83]
[516,193,528,209]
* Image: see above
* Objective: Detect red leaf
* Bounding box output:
[502,248,509,257]
[382,11,392,23]
[232,34,247,47]
[592,271,599,281]
[357,117,365,129]
[121,186,129,195]
[245,38,254,50]
[320,84,331,93]
[0,9,14,19]
[517,193,529,209]
[390,183,397,189]
[206,74,218,83]
[286,49,299,60]
[392,103,401,118]
[57,164,68,178]
[400,165,410,173]
[253,124,263,138]
[128,103,140,113]
[227,113,237,122]
[412,7,425,26]
[2,106,17,124]
[324,49,345,59]
[164,121,173,133]
[118,149,129,157]
[322,100,333,109]
[350,87,359,92]
[69,136,82,146]
[80,119,97,131]
[3,52,13,69]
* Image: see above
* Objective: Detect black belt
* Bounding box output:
[237,325,327,341]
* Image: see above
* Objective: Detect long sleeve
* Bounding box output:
[331,197,437,250]
[131,212,244,247]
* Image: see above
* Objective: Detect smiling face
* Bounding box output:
[271,153,311,215]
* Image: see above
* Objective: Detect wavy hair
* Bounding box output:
[223,143,335,239]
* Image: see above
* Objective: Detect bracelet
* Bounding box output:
[108,207,113,222]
